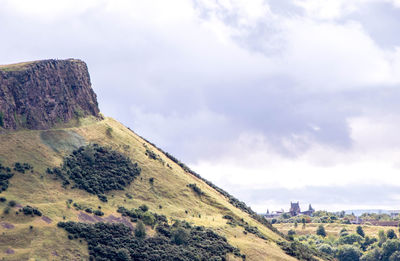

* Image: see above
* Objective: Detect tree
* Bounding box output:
[302,218,306,229]
[382,239,400,261]
[388,229,398,239]
[318,244,334,255]
[134,220,146,238]
[360,249,382,261]
[288,229,296,240]
[172,228,189,245]
[380,230,388,246]
[356,226,365,237]
[316,225,326,237]
[294,221,298,228]
[336,245,361,261]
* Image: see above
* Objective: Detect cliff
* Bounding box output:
[0,59,101,130]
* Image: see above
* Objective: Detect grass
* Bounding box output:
[0,117,299,260]
[274,222,399,238]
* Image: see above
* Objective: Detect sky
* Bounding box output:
[1,0,400,212]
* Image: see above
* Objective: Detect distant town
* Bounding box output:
[264,201,315,218]
[264,201,400,227]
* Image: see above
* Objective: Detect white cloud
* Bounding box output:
[282,19,400,91]
[2,0,400,211]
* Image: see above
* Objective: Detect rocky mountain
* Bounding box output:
[0,59,101,130]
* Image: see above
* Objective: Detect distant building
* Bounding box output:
[264,202,315,219]
[301,204,315,216]
[290,202,301,216]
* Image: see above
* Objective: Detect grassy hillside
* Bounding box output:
[0,116,305,260]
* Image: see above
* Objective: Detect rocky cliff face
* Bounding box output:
[0,59,101,130]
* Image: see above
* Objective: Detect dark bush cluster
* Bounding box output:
[117,206,165,227]
[145,149,158,160]
[13,162,33,173]
[49,144,141,200]
[21,206,42,216]
[0,164,13,193]
[93,210,104,216]
[187,184,204,196]
[278,240,334,261]
[222,214,266,239]
[58,218,244,261]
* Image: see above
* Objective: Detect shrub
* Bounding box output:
[288,229,296,240]
[13,162,32,173]
[382,239,400,261]
[98,194,108,202]
[316,225,326,237]
[58,219,242,260]
[0,197,6,202]
[135,220,146,238]
[22,206,42,216]
[3,207,10,214]
[0,164,14,193]
[172,227,189,245]
[8,200,16,207]
[50,144,141,196]
[106,127,113,138]
[139,205,149,212]
[142,212,156,226]
[360,248,382,261]
[356,226,365,237]
[336,245,361,261]
[318,244,334,256]
[338,234,363,245]
[93,210,104,216]
[388,229,398,239]
[187,183,204,196]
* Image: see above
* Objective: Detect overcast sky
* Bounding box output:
[1,0,400,212]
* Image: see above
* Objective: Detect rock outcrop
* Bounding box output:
[0,59,101,130]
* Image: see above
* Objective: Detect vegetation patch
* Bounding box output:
[21,206,42,216]
[0,163,13,193]
[58,218,244,261]
[187,183,204,196]
[48,144,141,200]
[144,144,165,165]
[13,162,33,173]
[223,214,266,240]
[277,240,334,261]
[117,205,164,226]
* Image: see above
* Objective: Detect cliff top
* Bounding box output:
[0,58,83,71]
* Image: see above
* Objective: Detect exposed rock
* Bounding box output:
[0,222,14,229]
[0,59,101,130]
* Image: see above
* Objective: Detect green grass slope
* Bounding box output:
[0,116,303,261]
